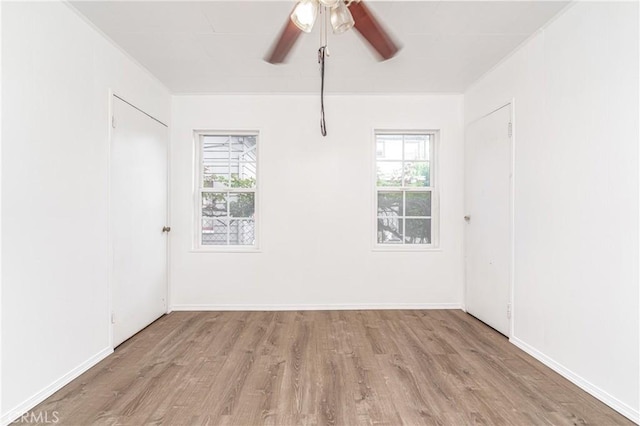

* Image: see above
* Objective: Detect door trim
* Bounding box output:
[107,91,170,349]
[463,99,515,338]
[509,98,516,337]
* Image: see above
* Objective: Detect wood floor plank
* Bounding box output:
[22,310,634,426]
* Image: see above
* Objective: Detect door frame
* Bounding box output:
[107,90,171,349]
[463,98,516,337]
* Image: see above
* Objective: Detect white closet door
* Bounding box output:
[464,104,512,336]
[111,96,168,347]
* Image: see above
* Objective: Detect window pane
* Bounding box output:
[405,192,431,217]
[404,135,429,161]
[230,162,257,188]
[203,164,229,188]
[199,133,258,248]
[405,219,431,244]
[231,136,257,162]
[202,192,227,217]
[230,219,255,245]
[377,218,403,244]
[404,162,430,187]
[203,137,229,162]
[377,162,403,187]
[377,192,403,216]
[202,218,228,245]
[229,193,255,218]
[374,131,435,247]
[376,134,403,160]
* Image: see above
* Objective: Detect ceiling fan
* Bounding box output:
[265,0,401,64]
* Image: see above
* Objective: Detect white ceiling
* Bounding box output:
[70,1,569,94]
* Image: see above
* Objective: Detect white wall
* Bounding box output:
[465,2,639,421]
[1,2,170,422]
[171,95,464,309]
[0,0,3,416]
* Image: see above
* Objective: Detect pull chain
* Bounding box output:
[318,7,328,137]
[318,45,327,136]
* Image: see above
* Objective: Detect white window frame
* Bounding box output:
[373,129,440,251]
[193,130,260,252]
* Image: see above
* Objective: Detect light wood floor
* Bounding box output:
[28,310,631,425]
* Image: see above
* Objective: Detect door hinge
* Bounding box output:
[111,116,116,129]
[508,122,513,138]
[111,313,115,324]
[507,303,512,319]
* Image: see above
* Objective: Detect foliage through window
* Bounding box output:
[376,132,435,246]
[197,133,257,248]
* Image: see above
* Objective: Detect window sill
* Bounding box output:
[372,245,442,253]
[190,247,262,254]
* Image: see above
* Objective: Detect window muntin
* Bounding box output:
[196,133,258,249]
[375,132,435,247]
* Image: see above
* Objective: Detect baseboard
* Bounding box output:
[1,347,113,426]
[171,303,462,311]
[510,336,639,424]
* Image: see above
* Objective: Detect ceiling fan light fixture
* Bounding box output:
[330,1,355,34]
[318,0,339,6]
[291,0,319,33]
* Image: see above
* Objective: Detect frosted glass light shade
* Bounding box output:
[291,0,319,33]
[319,0,339,6]
[330,2,355,34]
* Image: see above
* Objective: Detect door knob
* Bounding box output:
[464,215,471,222]
[162,226,171,233]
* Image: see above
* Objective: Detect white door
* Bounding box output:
[111,95,168,347]
[464,104,512,336]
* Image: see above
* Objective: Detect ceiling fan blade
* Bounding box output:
[265,11,302,64]
[348,1,400,61]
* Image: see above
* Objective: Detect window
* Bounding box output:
[195,132,258,249]
[375,131,437,247]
